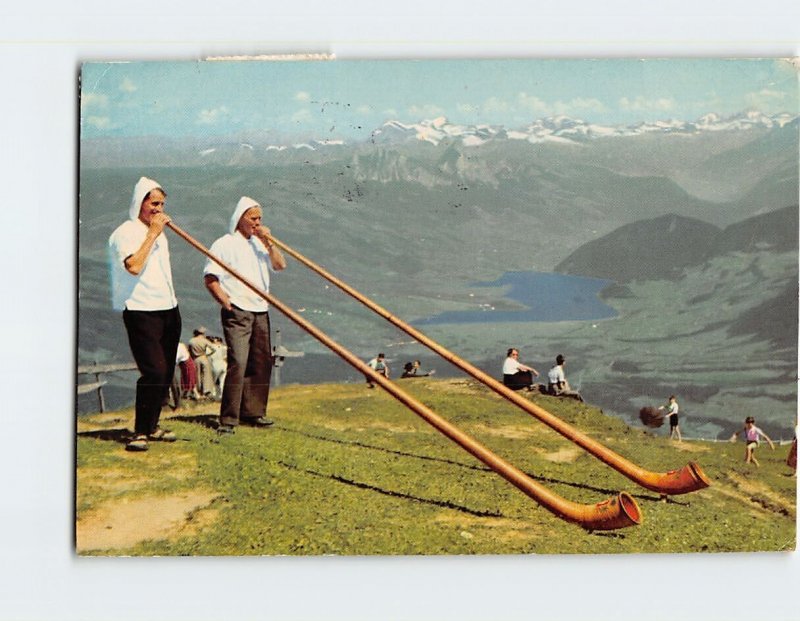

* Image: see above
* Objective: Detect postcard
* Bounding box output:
[76,58,798,555]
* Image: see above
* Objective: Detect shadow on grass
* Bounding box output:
[278,425,491,472]
[659,495,691,506]
[77,427,131,445]
[589,531,628,539]
[520,470,694,505]
[77,426,196,445]
[522,469,671,503]
[277,459,504,518]
[172,413,220,429]
[277,425,669,503]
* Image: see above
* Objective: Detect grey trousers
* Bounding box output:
[219,306,273,426]
[194,354,214,396]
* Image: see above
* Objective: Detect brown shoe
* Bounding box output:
[240,417,274,428]
[149,428,177,442]
[125,434,149,452]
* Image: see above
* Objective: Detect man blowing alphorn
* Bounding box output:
[108,177,180,452]
[203,197,287,434]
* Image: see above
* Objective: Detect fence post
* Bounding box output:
[273,329,282,387]
[95,371,106,413]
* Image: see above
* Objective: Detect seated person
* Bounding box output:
[502,348,539,391]
[401,360,436,378]
[547,354,584,401]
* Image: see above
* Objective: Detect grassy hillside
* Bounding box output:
[76,378,796,556]
[554,206,798,283]
[554,213,722,282]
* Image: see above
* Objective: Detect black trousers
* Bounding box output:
[123,306,182,435]
[503,370,533,391]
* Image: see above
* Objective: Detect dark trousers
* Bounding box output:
[503,370,533,391]
[123,306,182,435]
[220,306,273,426]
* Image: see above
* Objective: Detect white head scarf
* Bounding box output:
[229,196,261,234]
[129,176,164,220]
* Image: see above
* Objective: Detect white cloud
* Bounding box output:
[295,91,311,102]
[619,96,676,113]
[356,104,372,115]
[475,93,605,121]
[482,97,512,114]
[119,78,137,93]
[197,106,230,125]
[383,108,399,117]
[744,88,788,110]
[457,102,480,115]
[697,91,724,111]
[291,108,313,124]
[81,93,108,110]
[408,103,445,118]
[397,95,604,124]
[554,97,606,115]
[516,93,549,115]
[85,115,112,129]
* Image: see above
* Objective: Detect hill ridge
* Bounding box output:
[555,205,798,283]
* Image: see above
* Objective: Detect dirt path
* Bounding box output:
[76,490,220,553]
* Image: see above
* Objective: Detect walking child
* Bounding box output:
[730,416,775,467]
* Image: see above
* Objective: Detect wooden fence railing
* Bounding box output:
[77,363,137,413]
[76,332,302,413]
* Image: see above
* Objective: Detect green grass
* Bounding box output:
[76,378,796,556]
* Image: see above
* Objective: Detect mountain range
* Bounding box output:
[367,111,798,148]
[81,111,798,167]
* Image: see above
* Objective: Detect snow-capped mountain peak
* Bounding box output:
[366,110,796,147]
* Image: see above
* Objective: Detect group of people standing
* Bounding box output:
[502,348,583,402]
[171,328,227,405]
[108,177,286,452]
[187,326,222,399]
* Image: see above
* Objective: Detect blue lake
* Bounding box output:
[415,271,618,325]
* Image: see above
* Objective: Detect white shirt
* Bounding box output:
[176,342,190,364]
[502,357,523,375]
[204,230,272,312]
[548,365,566,384]
[108,219,177,311]
[368,357,386,371]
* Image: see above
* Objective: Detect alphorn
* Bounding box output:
[166,221,641,531]
[264,233,710,496]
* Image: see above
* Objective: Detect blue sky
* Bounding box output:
[80,58,798,140]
